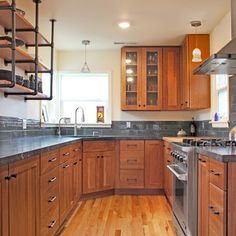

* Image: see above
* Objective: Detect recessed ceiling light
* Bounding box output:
[118,21,130,29]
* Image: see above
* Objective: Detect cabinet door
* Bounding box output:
[145,140,163,189]
[98,151,114,191]
[59,160,73,224]
[8,156,39,236]
[198,155,209,236]
[121,47,142,110]
[141,48,163,110]
[0,165,8,236]
[83,153,98,194]
[162,47,180,110]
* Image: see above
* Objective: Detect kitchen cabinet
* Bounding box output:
[162,47,181,110]
[198,155,227,236]
[163,141,173,205]
[198,155,209,236]
[181,34,210,109]
[83,141,115,194]
[145,140,164,189]
[121,47,163,110]
[8,156,39,236]
[0,165,8,236]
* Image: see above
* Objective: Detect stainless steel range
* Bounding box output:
[169,138,236,236]
[168,142,197,236]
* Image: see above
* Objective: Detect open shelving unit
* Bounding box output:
[0,0,55,100]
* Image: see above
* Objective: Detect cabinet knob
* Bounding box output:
[143,104,146,107]
[73,162,78,165]
[63,164,70,169]
[48,177,57,183]
[214,211,220,215]
[48,196,57,203]
[48,157,57,163]
[11,174,17,179]
[63,152,70,156]
[138,104,141,107]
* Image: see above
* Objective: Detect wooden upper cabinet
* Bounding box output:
[181,34,210,109]
[162,47,180,110]
[0,165,8,236]
[145,140,163,189]
[121,47,162,110]
[8,156,40,236]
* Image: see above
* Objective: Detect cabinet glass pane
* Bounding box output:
[125,52,138,106]
[146,51,158,106]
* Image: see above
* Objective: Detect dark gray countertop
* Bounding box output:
[0,135,162,166]
[196,146,236,162]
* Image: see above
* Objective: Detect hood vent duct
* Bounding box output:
[193,0,236,75]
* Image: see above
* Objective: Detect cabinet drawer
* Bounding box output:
[40,149,59,175]
[120,140,144,151]
[120,151,144,169]
[41,167,59,195]
[209,159,227,190]
[40,205,59,236]
[59,145,71,164]
[40,183,59,217]
[83,140,115,152]
[119,169,144,188]
[70,142,82,158]
[209,183,226,236]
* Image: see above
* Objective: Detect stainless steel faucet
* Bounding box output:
[57,117,71,136]
[74,106,85,136]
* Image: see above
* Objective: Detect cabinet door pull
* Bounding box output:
[198,158,206,163]
[4,176,11,181]
[97,156,100,159]
[11,174,17,178]
[143,104,146,107]
[73,162,78,165]
[138,104,141,107]
[209,205,214,209]
[127,159,137,163]
[48,157,57,163]
[74,148,80,152]
[63,152,70,156]
[167,160,171,163]
[213,172,220,176]
[63,164,70,169]
[214,211,220,215]
[48,220,57,228]
[127,178,137,182]
[101,155,104,159]
[79,159,82,162]
[48,196,57,203]
[48,177,57,183]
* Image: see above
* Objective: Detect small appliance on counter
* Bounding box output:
[177,128,187,137]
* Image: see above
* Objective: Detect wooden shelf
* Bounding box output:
[0,1,49,45]
[0,80,48,98]
[0,41,49,72]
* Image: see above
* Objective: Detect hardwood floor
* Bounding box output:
[61,195,177,236]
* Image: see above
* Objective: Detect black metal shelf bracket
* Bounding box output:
[0,0,16,88]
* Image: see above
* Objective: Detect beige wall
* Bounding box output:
[57,49,195,121]
[195,12,231,121]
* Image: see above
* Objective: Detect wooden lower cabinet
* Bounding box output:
[145,140,163,189]
[83,150,115,194]
[0,165,9,236]
[163,141,173,205]
[8,156,40,236]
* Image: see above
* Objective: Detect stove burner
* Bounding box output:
[182,138,236,147]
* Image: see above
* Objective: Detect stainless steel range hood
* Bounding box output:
[193,0,236,75]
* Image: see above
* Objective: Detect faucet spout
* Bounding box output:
[74,106,85,136]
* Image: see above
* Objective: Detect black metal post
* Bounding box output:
[0,0,16,88]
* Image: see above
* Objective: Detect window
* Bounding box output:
[42,73,112,126]
[212,74,229,127]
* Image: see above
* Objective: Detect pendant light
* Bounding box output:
[191,21,202,62]
[81,40,90,73]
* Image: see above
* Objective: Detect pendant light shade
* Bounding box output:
[81,40,90,73]
[191,21,202,62]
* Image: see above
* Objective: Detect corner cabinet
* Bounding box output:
[181,34,210,109]
[121,47,163,110]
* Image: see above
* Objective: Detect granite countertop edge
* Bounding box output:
[0,135,162,166]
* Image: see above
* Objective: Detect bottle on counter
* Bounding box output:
[190,117,196,136]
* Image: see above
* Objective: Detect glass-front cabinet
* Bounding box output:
[121,47,162,110]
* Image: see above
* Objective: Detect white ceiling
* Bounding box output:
[18,0,230,50]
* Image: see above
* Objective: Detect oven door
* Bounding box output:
[167,164,188,235]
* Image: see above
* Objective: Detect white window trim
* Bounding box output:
[210,74,229,128]
[41,71,112,127]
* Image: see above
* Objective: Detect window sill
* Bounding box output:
[209,120,229,128]
[41,123,112,128]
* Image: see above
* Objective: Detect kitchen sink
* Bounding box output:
[66,135,101,138]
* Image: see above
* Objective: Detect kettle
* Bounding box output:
[229,126,236,140]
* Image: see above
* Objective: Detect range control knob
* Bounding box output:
[176,154,180,160]
[179,157,184,162]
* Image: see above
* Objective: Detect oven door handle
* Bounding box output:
[167,164,188,182]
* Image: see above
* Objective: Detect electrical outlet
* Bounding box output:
[126,121,131,128]
[22,119,27,129]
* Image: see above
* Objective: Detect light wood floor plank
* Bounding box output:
[61,195,177,236]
